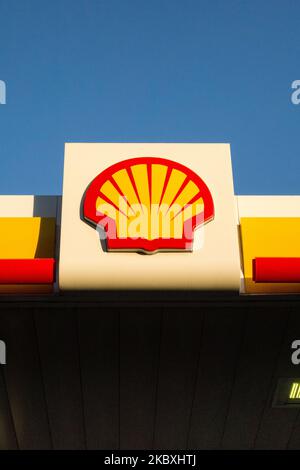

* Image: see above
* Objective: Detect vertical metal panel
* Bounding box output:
[153,305,203,449]
[78,305,119,450]
[187,305,244,449]
[0,306,51,449]
[254,303,300,449]
[120,305,161,449]
[222,303,288,449]
[0,369,18,449]
[35,306,86,449]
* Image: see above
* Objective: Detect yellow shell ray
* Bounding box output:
[159,169,186,217]
[131,164,151,239]
[112,168,141,214]
[151,164,168,206]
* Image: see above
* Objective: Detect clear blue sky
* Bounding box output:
[0,0,299,195]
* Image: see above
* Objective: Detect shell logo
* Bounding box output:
[83,157,214,254]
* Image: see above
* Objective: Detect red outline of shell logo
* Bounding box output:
[83,157,214,254]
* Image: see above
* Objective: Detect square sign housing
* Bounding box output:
[59,143,240,290]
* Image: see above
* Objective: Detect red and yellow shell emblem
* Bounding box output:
[83,157,214,253]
